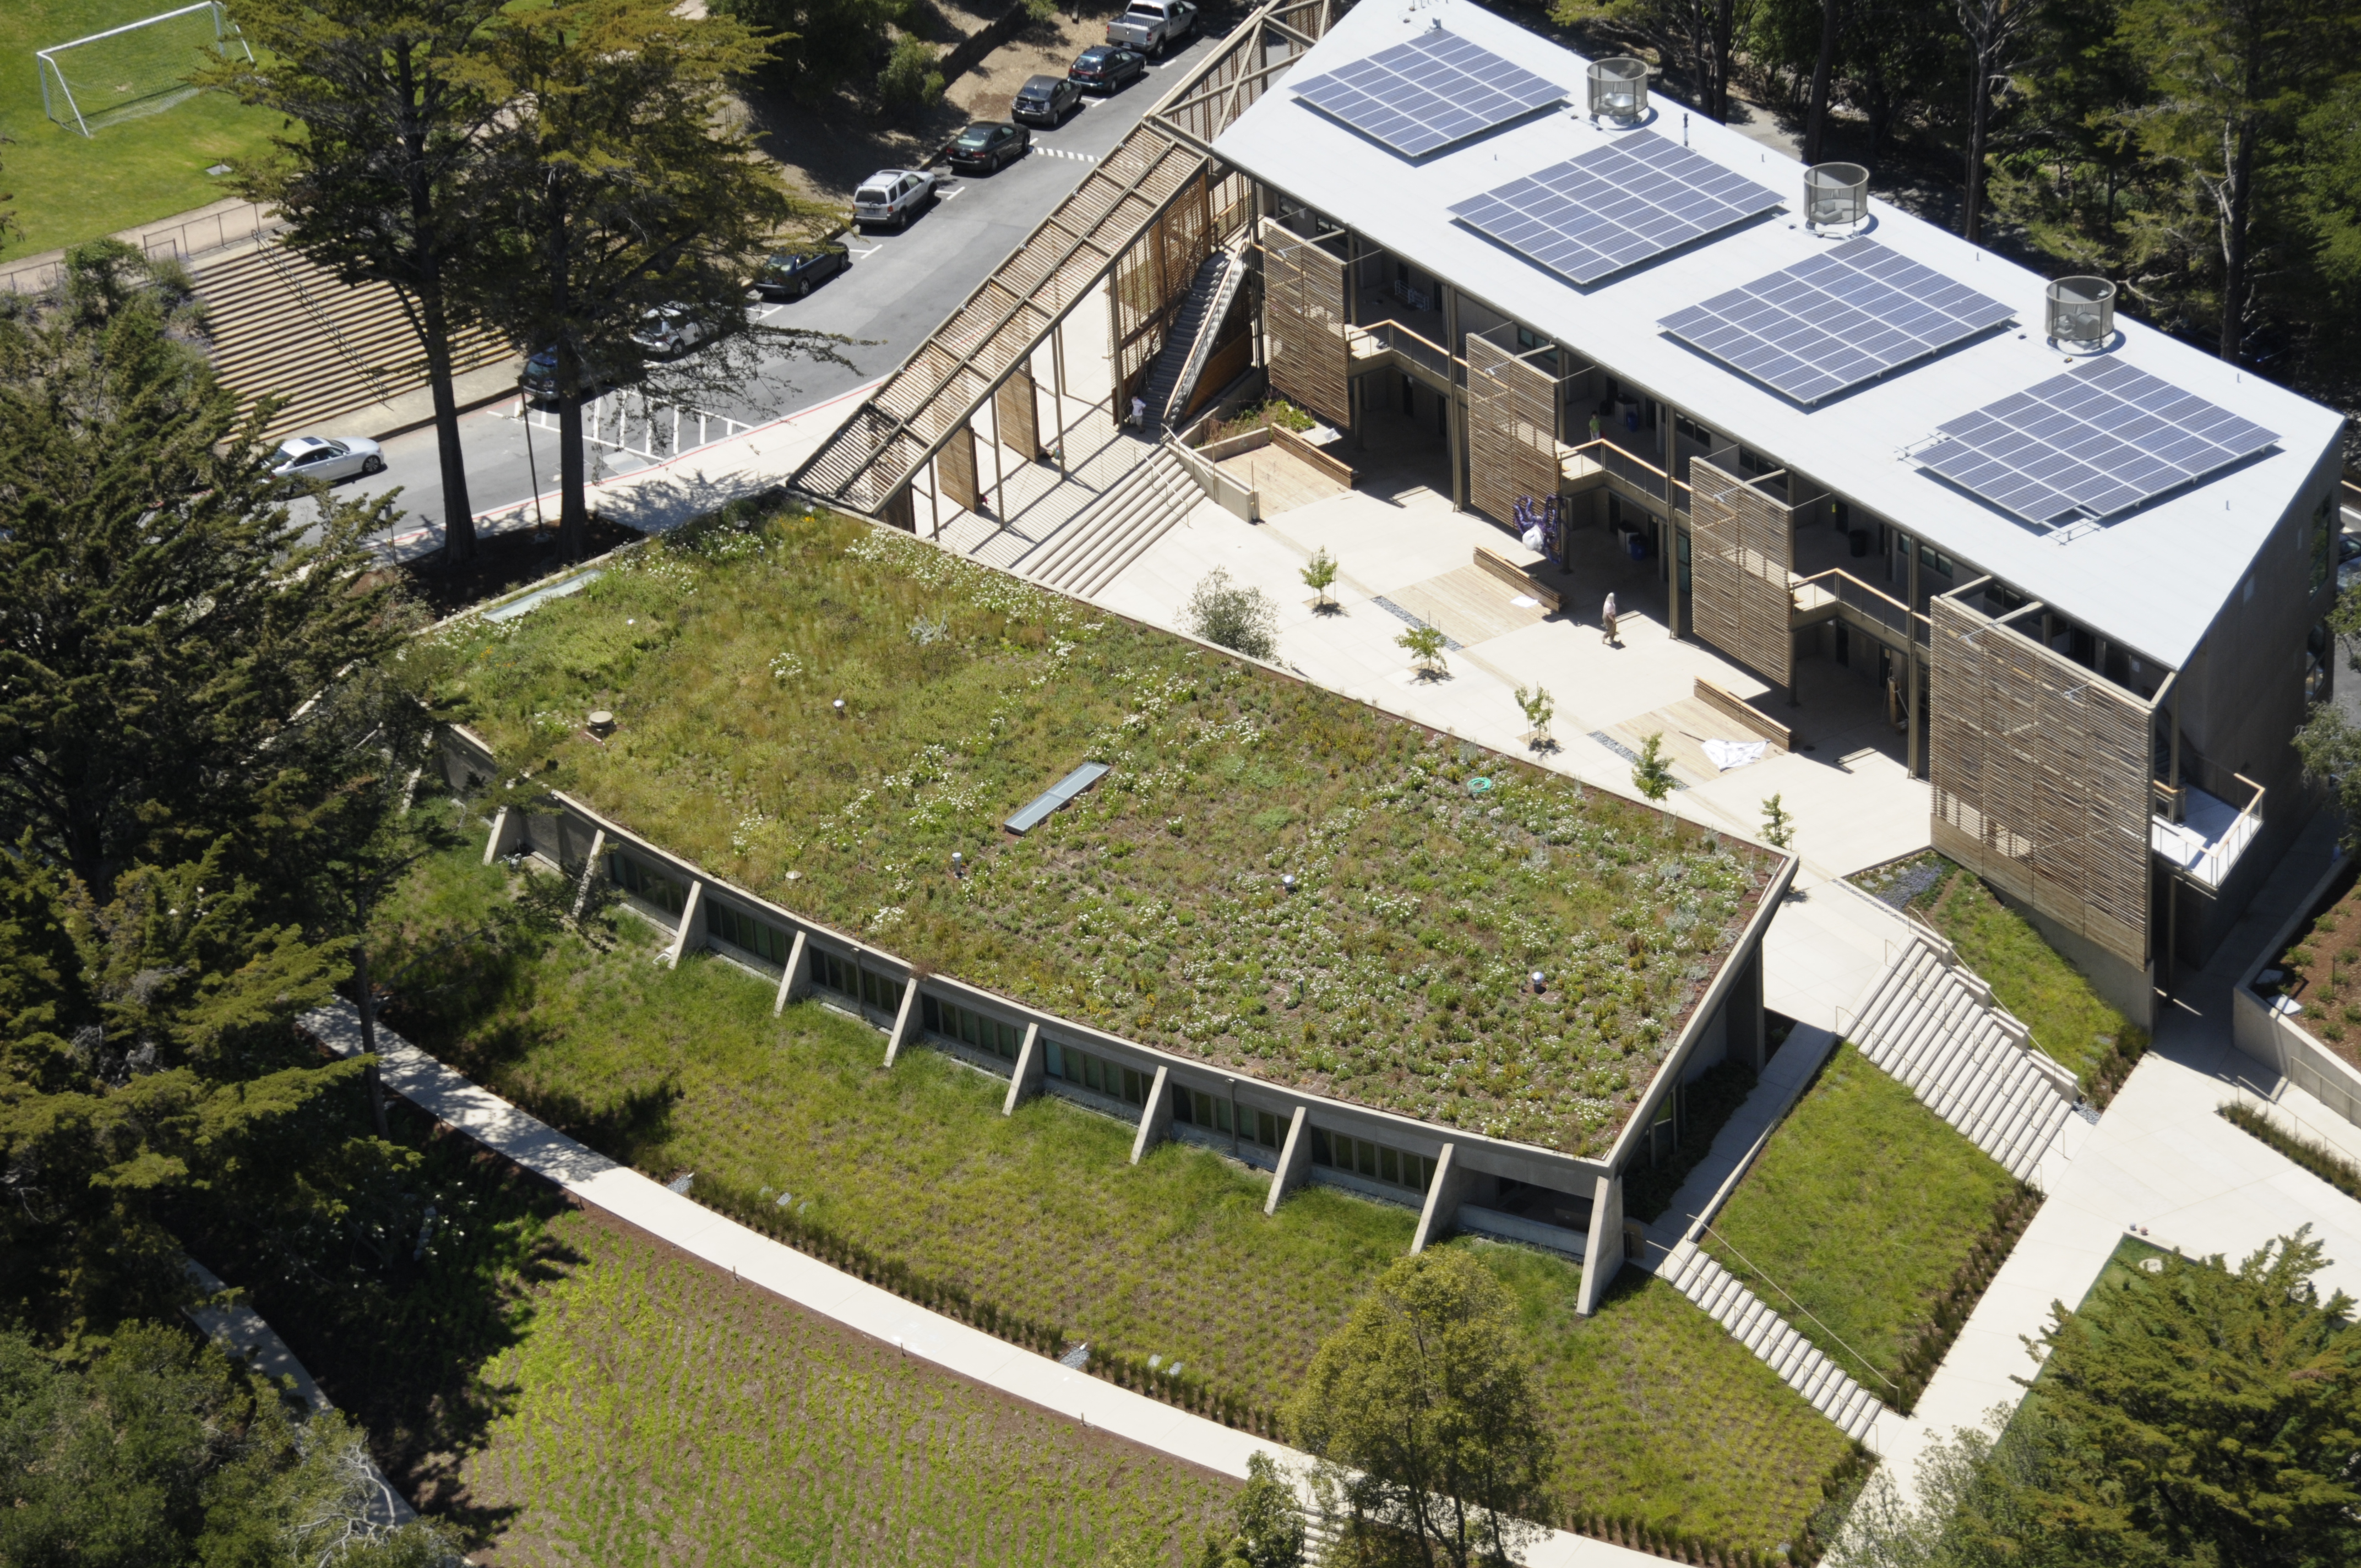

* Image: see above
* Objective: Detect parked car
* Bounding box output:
[630,304,719,358]
[1011,73,1082,126]
[945,121,1031,175]
[1104,0,1195,55]
[269,434,384,482]
[1069,45,1147,94]
[852,168,938,230]
[752,242,851,300]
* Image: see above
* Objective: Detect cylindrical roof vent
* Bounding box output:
[2047,275,2115,349]
[1803,162,1869,230]
[1587,58,1648,123]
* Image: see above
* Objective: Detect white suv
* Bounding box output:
[852,168,938,231]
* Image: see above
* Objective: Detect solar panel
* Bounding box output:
[1288,28,1564,159]
[1448,132,1784,285]
[1912,357,2279,529]
[1659,238,2014,404]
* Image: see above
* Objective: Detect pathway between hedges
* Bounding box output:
[303,1000,1660,1567]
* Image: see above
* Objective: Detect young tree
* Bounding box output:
[457,0,818,562]
[1188,569,1281,660]
[1287,1251,1553,1568]
[1300,546,1340,611]
[0,243,405,896]
[1761,792,1796,848]
[1398,623,1448,678]
[1632,732,1677,808]
[1514,683,1556,745]
[205,0,508,565]
[1196,1451,1307,1568]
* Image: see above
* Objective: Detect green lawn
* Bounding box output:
[406,504,1779,1155]
[372,835,1853,1551]
[0,1,284,263]
[1928,868,2146,1095]
[1704,1043,2021,1401]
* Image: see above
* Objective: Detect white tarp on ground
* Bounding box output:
[1703,738,1767,771]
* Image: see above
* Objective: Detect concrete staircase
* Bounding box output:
[1154,244,1247,427]
[1012,444,1200,598]
[1660,1240,1885,1444]
[193,241,509,442]
[1846,929,2080,1185]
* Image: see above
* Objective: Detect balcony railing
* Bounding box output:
[1348,318,1457,385]
[2151,771,2263,890]
[1790,568,1931,645]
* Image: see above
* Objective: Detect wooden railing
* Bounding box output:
[1790,567,1930,645]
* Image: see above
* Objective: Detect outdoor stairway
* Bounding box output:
[1012,444,1200,598]
[1847,929,2080,1185]
[1661,1240,1886,1444]
[1140,250,1236,431]
[193,242,509,443]
[1154,244,1248,427]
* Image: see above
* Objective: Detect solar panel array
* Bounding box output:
[1448,132,1784,285]
[1659,238,2014,404]
[1288,28,1563,159]
[1913,357,2279,528]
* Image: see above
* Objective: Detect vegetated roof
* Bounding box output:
[411,508,1778,1155]
[1210,0,2345,669]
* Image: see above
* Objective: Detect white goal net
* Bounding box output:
[37,2,253,137]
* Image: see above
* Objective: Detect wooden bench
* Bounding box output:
[1693,678,1793,750]
[1269,423,1356,486]
[1472,543,1563,613]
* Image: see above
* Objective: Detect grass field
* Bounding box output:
[406,505,1778,1154]
[0,0,282,263]
[372,834,1854,1550]
[1925,867,2146,1095]
[1703,1043,2020,1399]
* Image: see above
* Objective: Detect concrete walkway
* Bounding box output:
[304,1000,1661,1567]
[1874,809,2361,1491]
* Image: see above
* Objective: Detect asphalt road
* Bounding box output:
[310,36,1221,551]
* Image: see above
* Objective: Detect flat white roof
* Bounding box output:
[1212,0,2346,668]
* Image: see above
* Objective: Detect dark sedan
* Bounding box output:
[945,121,1031,173]
[752,242,851,300]
[1013,73,1082,126]
[1069,45,1146,93]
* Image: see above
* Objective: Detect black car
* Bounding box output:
[945,121,1031,173]
[752,242,851,300]
[1012,73,1082,126]
[1069,45,1146,93]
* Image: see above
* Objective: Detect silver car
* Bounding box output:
[852,168,937,231]
[270,435,384,482]
[630,304,719,358]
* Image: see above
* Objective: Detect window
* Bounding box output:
[1174,1088,1235,1136]
[706,902,789,966]
[608,853,687,916]
[1310,1129,1436,1194]
[921,994,1020,1060]
[1673,412,1715,447]
[808,948,904,1015]
[1044,1041,1147,1106]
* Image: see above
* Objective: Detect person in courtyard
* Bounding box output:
[1601,591,1619,647]
[1128,394,1147,429]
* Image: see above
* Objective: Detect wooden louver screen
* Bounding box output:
[1259,217,1349,427]
[1929,596,2152,969]
[938,424,980,513]
[1688,457,1794,687]
[1465,332,1559,528]
[996,369,1040,461]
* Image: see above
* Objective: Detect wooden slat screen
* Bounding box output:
[1260,217,1350,427]
[996,369,1040,460]
[1929,596,2152,969]
[1464,330,1559,528]
[1688,457,1793,687]
[938,425,980,513]
[1113,173,1215,406]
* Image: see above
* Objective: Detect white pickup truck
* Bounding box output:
[1105,0,1196,56]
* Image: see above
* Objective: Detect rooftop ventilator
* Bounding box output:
[2047,276,2116,355]
[1803,162,1869,233]
[1587,58,1647,124]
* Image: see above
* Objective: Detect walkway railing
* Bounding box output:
[1790,567,1930,645]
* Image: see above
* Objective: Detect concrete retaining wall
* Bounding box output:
[2233,852,2361,1129]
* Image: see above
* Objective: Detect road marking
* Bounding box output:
[1033,147,1102,164]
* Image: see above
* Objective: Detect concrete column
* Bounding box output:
[481,807,522,865]
[1263,1105,1313,1216]
[771,929,809,1016]
[1409,1141,1469,1254]
[662,880,705,969]
[1575,1171,1625,1316]
[1129,1063,1173,1164]
[1443,285,1466,511]
[1003,1023,1043,1115]
[569,828,607,918]
[882,977,921,1066]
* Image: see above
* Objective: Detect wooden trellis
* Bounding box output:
[1465,329,1558,527]
[1689,457,1794,687]
[1929,596,2152,969]
[1112,171,1221,407]
[1260,217,1350,427]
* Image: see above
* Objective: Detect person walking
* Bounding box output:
[1601,590,1619,647]
[1128,394,1147,431]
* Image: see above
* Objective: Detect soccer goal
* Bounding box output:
[36,2,254,138]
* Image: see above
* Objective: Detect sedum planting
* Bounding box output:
[410,506,1776,1152]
